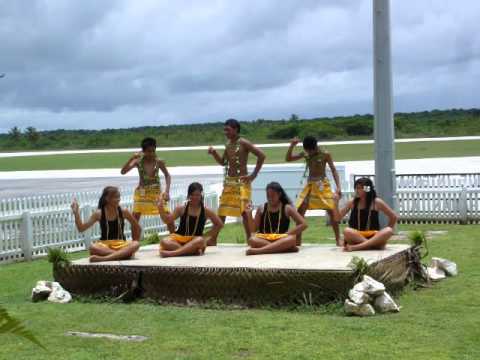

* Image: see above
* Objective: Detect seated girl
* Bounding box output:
[246,182,307,256]
[158,182,223,257]
[71,186,141,262]
[332,177,398,251]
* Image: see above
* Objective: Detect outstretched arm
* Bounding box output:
[326,153,342,197]
[157,159,171,201]
[120,153,141,175]
[122,209,142,241]
[239,139,265,183]
[285,205,308,236]
[285,137,304,162]
[207,146,225,166]
[71,199,100,232]
[375,198,398,228]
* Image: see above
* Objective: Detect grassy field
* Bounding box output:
[0,219,479,360]
[0,139,479,171]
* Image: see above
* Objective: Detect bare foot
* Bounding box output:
[89,255,106,262]
[246,248,259,256]
[160,250,174,258]
[343,244,353,252]
[198,247,206,256]
[285,246,299,253]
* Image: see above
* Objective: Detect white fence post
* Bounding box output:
[459,187,468,224]
[21,211,33,261]
[83,204,93,248]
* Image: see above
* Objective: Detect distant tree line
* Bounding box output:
[1,108,479,151]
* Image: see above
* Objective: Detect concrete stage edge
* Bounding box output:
[54,244,414,306]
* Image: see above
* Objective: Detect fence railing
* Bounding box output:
[340,188,480,224]
[0,192,219,265]
[352,173,480,190]
[0,179,219,216]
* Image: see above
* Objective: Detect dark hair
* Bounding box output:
[353,177,377,210]
[98,186,120,209]
[187,182,204,205]
[187,182,203,196]
[266,182,291,205]
[224,118,240,133]
[141,137,157,151]
[302,136,318,151]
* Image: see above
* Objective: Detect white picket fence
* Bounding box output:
[0,191,219,264]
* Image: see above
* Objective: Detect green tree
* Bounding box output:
[8,126,22,140]
[25,126,40,143]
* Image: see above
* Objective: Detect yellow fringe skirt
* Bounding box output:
[295,178,334,210]
[133,185,170,215]
[255,233,289,242]
[218,177,252,217]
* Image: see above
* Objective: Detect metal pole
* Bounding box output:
[373,0,396,224]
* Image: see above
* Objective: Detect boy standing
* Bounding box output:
[121,137,174,233]
[207,119,266,245]
[285,136,342,246]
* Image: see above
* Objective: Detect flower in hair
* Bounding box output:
[363,185,371,193]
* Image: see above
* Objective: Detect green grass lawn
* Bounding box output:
[0,218,479,359]
[0,139,479,171]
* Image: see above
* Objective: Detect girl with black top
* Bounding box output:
[332,177,397,251]
[158,182,223,257]
[71,186,141,262]
[246,182,307,256]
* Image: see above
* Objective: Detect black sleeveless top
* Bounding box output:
[348,202,380,231]
[176,202,206,236]
[100,206,125,240]
[258,203,290,234]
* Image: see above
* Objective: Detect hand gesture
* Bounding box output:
[290,137,300,146]
[335,189,342,199]
[207,146,216,155]
[240,174,254,184]
[332,192,340,203]
[132,152,142,160]
[71,198,80,214]
[156,196,166,212]
[162,192,170,202]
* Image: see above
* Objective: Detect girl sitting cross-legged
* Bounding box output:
[246,182,308,256]
[71,186,142,262]
[332,177,398,251]
[158,182,223,257]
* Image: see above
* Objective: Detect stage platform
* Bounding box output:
[54,244,413,306]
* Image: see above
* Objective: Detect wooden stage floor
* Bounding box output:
[55,244,413,306]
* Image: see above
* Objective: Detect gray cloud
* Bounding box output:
[0,0,479,132]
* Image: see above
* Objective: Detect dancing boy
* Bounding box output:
[207,119,266,245]
[285,136,342,246]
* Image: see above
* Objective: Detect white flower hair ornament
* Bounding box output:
[363,185,371,193]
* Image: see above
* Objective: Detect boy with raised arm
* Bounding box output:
[207,119,266,245]
[286,136,342,246]
[120,137,174,233]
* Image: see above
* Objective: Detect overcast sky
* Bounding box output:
[0,0,479,132]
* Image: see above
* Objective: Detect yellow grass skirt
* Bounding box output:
[133,186,170,215]
[356,230,378,239]
[218,177,252,217]
[255,233,288,242]
[95,240,130,250]
[295,178,334,210]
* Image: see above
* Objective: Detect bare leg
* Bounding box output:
[246,235,298,255]
[159,237,182,252]
[327,210,342,246]
[133,212,141,222]
[343,227,368,246]
[89,243,115,256]
[207,216,225,246]
[247,236,270,249]
[160,237,206,257]
[345,227,393,252]
[241,212,251,242]
[296,201,308,246]
[90,241,140,262]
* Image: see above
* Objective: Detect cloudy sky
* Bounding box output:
[0,0,479,132]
